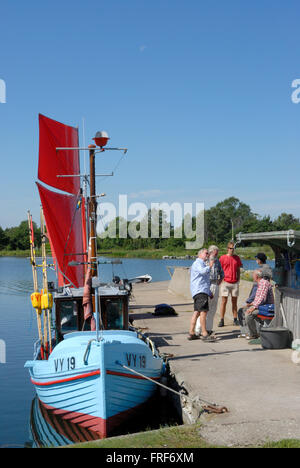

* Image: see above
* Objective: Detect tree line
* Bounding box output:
[1,197,300,252]
[98,197,300,251]
[0,221,41,251]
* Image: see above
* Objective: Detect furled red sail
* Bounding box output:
[81,196,88,277]
[38,114,80,195]
[37,183,86,288]
[82,241,96,331]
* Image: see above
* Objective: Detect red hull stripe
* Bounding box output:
[31,368,159,387]
[106,370,160,380]
[31,369,100,387]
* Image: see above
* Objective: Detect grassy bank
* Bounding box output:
[0,249,33,257]
[235,244,274,260]
[67,424,215,449]
[97,248,195,259]
[97,244,275,260]
[66,423,300,449]
[0,248,50,258]
[0,244,275,260]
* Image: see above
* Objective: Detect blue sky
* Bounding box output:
[1,0,300,228]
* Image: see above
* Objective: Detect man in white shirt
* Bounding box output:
[189,248,215,342]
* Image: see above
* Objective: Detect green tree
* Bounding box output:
[273,213,300,231]
[4,220,41,250]
[205,197,255,243]
[0,226,8,250]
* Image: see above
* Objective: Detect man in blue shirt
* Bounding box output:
[189,248,215,342]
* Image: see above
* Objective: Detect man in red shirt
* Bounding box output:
[218,241,243,327]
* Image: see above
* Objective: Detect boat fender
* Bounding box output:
[41,292,53,310]
[159,376,168,397]
[31,292,41,309]
[161,361,167,376]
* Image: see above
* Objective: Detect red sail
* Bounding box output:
[37,183,86,288]
[38,114,80,195]
[82,242,96,331]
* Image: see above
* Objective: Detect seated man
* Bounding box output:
[245,269,274,340]
[237,272,258,337]
[238,257,273,337]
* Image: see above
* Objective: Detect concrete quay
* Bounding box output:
[129,278,300,447]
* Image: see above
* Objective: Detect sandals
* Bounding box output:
[188,333,217,342]
[187,334,200,341]
[201,334,216,342]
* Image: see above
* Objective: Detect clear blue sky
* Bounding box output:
[1,0,300,228]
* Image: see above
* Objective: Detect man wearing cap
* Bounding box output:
[255,252,273,280]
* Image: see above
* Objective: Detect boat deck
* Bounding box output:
[130,279,300,447]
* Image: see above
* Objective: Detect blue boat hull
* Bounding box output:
[25,330,163,438]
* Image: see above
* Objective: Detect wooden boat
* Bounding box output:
[25,115,164,440]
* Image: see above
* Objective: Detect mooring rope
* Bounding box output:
[115,360,227,413]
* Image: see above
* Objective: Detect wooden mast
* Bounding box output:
[88,144,98,277]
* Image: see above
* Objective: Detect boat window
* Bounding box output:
[60,301,78,332]
[104,300,124,330]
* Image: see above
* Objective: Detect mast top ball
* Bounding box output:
[93,131,109,148]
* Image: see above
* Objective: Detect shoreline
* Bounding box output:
[0,245,275,261]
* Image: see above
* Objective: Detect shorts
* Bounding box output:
[193,293,209,312]
[220,281,239,297]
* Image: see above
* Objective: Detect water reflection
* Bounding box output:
[26,393,182,448]
[27,397,102,447]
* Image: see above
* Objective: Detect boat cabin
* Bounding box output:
[53,283,129,342]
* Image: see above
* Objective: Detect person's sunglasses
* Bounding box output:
[228,247,234,250]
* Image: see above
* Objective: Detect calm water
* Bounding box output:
[0,255,273,447]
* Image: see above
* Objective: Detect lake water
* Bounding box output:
[0,255,274,447]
